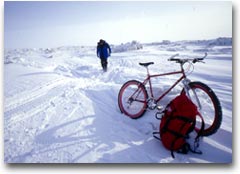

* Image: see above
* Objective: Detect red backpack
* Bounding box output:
[154,93,205,158]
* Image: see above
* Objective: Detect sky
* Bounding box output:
[4,1,232,49]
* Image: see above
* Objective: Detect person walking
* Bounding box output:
[97,39,111,72]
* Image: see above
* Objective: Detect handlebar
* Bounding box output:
[168,53,207,64]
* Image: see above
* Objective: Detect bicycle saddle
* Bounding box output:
[139,62,154,67]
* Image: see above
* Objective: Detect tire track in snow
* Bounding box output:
[4,78,75,126]
[4,77,68,112]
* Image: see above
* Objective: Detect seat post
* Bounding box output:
[139,62,154,76]
[146,66,150,76]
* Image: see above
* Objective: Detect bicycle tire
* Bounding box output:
[182,81,222,136]
[118,80,148,119]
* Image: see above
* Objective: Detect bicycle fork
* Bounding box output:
[182,78,202,110]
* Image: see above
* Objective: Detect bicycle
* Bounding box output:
[118,53,222,136]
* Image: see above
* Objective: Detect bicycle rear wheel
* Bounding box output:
[183,81,222,136]
[118,80,148,119]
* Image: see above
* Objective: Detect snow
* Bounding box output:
[4,38,232,163]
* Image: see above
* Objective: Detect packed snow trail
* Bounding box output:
[4,39,232,163]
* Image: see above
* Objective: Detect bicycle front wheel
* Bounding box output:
[183,81,222,136]
[118,80,148,119]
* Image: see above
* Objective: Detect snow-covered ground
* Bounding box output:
[4,38,232,163]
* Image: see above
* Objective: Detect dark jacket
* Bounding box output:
[97,40,111,59]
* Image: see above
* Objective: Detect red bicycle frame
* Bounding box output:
[142,65,187,103]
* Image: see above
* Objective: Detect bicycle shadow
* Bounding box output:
[9,115,100,163]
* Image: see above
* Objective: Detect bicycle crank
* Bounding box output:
[147,98,157,110]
